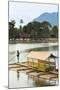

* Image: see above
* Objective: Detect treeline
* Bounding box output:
[9,20,58,40]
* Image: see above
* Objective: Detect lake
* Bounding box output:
[9,43,59,88]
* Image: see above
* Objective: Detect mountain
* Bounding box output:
[34,12,58,26]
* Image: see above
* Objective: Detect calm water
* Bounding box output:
[9,43,59,88]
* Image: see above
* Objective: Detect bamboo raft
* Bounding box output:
[9,63,58,86]
[9,62,32,71]
[9,62,58,78]
[9,51,58,86]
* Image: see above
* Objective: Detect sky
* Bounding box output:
[9,2,58,27]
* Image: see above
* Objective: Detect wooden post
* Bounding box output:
[27,57,29,68]
[38,59,39,70]
[32,58,34,68]
[54,58,56,70]
[48,58,50,69]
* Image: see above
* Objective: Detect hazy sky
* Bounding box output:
[9,2,58,27]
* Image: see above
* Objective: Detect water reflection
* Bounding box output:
[27,75,57,87]
[9,43,58,88]
[9,70,58,88]
[17,71,20,80]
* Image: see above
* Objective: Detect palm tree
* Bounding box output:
[19,19,24,32]
[20,19,24,24]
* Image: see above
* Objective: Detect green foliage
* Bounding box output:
[51,26,58,38]
[9,20,15,39]
[9,20,58,40]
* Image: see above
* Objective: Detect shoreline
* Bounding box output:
[9,38,58,44]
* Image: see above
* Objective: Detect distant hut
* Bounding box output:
[27,51,58,72]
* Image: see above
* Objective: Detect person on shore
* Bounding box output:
[17,50,20,63]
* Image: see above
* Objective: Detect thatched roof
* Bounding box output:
[27,51,57,60]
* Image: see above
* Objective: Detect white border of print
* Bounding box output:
[0,0,60,90]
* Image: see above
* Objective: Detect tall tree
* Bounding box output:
[51,25,58,38]
[19,19,24,36]
[9,20,15,40]
[20,19,24,24]
[40,21,52,38]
